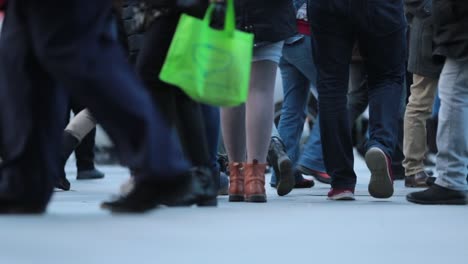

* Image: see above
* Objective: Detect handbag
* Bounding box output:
[159,0,254,106]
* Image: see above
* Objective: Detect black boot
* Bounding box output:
[164,166,218,207]
[57,131,79,191]
[101,167,216,213]
[101,175,191,213]
[75,128,105,180]
[406,184,467,205]
[267,137,294,196]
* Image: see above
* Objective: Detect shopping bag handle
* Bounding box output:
[203,0,235,34]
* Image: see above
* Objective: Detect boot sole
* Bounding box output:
[229,195,245,202]
[406,195,467,205]
[365,148,394,199]
[276,157,294,196]
[245,195,267,203]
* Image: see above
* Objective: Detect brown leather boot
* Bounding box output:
[244,160,267,203]
[228,162,244,202]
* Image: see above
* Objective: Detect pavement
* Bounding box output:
[1,153,467,264]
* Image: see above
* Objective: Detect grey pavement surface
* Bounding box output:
[1,153,467,264]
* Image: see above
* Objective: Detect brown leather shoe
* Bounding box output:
[244,160,267,203]
[228,162,244,202]
[405,171,430,188]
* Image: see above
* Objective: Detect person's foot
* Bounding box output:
[244,161,267,203]
[406,184,467,205]
[270,171,315,189]
[55,170,71,191]
[297,164,331,184]
[77,168,105,180]
[102,170,199,213]
[0,200,46,214]
[267,137,294,196]
[164,167,218,207]
[405,171,431,188]
[327,188,355,201]
[218,172,229,196]
[294,174,315,188]
[365,147,394,199]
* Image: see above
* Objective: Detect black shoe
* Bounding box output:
[406,184,467,205]
[101,175,190,213]
[405,171,431,188]
[55,170,71,191]
[267,137,294,196]
[0,200,46,214]
[56,131,80,191]
[165,167,218,207]
[271,171,315,189]
[77,169,105,180]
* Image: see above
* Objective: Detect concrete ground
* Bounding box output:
[1,154,467,264]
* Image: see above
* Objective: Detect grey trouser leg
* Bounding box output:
[435,59,468,191]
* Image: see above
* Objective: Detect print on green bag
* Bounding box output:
[190,43,233,90]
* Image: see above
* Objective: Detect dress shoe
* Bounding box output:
[406,184,467,205]
[405,171,430,188]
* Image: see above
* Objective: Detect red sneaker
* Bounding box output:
[327,188,355,200]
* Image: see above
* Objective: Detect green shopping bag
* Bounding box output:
[159,0,254,107]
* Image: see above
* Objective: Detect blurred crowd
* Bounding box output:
[0,0,466,214]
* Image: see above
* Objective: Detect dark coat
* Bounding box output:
[405,0,443,78]
[235,0,296,44]
[147,0,297,44]
[432,0,468,61]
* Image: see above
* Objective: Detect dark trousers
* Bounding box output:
[136,12,218,172]
[308,0,407,188]
[0,0,190,208]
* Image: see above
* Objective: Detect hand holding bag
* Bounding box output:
[159,0,254,106]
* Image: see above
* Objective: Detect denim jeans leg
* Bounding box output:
[274,51,310,184]
[435,59,468,191]
[277,48,311,163]
[298,116,326,172]
[359,1,406,158]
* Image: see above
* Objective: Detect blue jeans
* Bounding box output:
[309,0,406,189]
[271,36,318,185]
